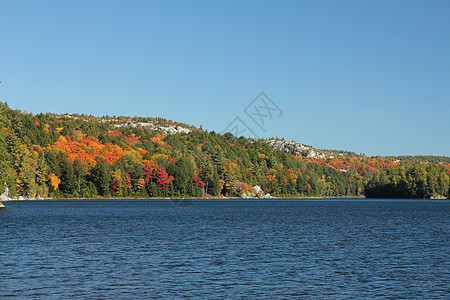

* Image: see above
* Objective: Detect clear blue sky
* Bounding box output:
[1,0,449,156]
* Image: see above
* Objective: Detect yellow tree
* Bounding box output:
[49,173,61,191]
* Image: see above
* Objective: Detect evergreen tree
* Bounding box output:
[57,152,76,196]
[90,159,111,197]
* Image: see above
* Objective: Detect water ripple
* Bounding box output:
[1,199,449,298]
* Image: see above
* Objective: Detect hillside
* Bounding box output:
[0,102,449,199]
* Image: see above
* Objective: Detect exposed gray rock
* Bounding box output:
[239,184,272,198]
[429,194,447,199]
[114,121,190,135]
[265,139,327,159]
[0,186,41,201]
[0,186,12,201]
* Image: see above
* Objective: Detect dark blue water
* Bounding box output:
[1,199,449,299]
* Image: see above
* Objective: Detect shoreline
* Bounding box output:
[3,194,448,202]
[0,195,370,202]
[2,196,447,203]
[0,196,327,201]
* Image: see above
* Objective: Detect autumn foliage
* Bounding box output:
[51,135,124,166]
[48,173,61,191]
[156,168,170,190]
[192,172,206,189]
[0,101,448,200]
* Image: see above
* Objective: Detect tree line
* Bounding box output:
[0,102,448,199]
[365,162,449,198]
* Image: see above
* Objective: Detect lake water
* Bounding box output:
[1,199,449,299]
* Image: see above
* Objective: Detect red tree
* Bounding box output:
[144,162,153,182]
[192,172,206,189]
[157,168,170,190]
[125,173,132,189]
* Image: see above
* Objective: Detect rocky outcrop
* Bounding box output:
[0,186,12,201]
[55,114,192,135]
[265,139,327,159]
[114,121,190,134]
[241,185,273,198]
[0,186,43,201]
[429,194,447,199]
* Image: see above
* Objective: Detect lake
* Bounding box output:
[1,199,449,298]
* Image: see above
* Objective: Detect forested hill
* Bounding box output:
[0,101,449,200]
[394,155,450,165]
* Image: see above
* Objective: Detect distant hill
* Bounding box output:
[0,101,448,200]
[393,155,450,165]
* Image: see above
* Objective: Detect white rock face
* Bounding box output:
[56,114,192,135]
[307,149,327,159]
[253,185,262,195]
[115,121,190,135]
[265,139,327,159]
[266,139,310,156]
[240,185,272,198]
[163,125,191,134]
[0,186,12,201]
[0,186,40,201]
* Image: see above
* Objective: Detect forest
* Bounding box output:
[0,101,449,200]
[365,162,449,198]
